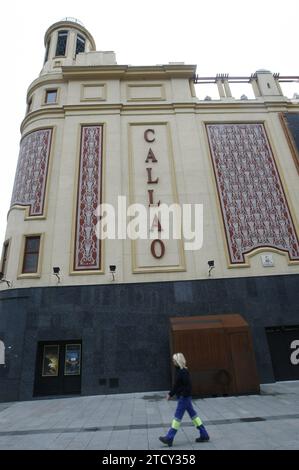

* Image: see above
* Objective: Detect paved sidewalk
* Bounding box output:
[0,382,298,450]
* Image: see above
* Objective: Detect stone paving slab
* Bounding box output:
[0,382,299,450]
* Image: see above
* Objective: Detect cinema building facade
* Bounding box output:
[0,19,299,402]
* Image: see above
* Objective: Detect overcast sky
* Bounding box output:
[1,0,298,246]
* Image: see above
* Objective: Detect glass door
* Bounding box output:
[34,340,82,397]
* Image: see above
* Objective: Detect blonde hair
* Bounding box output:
[173,352,187,369]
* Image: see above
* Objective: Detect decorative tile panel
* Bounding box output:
[11,128,52,216]
[206,123,299,264]
[280,112,299,174]
[74,125,103,271]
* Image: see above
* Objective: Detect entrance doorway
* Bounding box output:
[34,340,82,397]
[169,314,260,397]
[266,326,299,381]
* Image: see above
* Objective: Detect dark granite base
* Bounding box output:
[0,274,298,402]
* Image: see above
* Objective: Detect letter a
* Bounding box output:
[145,148,158,163]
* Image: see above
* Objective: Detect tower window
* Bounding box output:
[22,236,41,274]
[1,241,9,276]
[44,40,50,63]
[76,34,85,55]
[45,89,57,104]
[55,30,68,56]
[26,96,33,114]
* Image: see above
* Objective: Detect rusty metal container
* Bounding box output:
[169,314,260,397]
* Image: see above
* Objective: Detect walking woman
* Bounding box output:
[159,352,210,447]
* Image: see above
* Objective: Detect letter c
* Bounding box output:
[144,129,155,143]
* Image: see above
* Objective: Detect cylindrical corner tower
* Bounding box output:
[42,18,96,74]
[3,19,103,292]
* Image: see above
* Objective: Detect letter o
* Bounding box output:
[151,239,165,259]
[144,129,155,143]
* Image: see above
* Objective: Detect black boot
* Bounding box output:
[159,436,173,447]
[195,424,210,442]
[195,435,210,442]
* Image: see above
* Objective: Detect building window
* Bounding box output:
[22,236,40,274]
[45,89,57,104]
[26,96,33,114]
[76,34,85,55]
[44,40,50,63]
[55,30,68,56]
[1,241,9,276]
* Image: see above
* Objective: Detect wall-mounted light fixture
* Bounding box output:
[53,267,61,283]
[109,265,116,281]
[208,260,215,277]
[0,271,11,288]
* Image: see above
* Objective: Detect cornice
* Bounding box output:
[20,99,299,133]
[194,100,299,112]
[21,108,65,133]
[62,64,197,81]
[27,74,65,98]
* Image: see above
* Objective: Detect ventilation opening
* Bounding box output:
[109,378,119,388]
